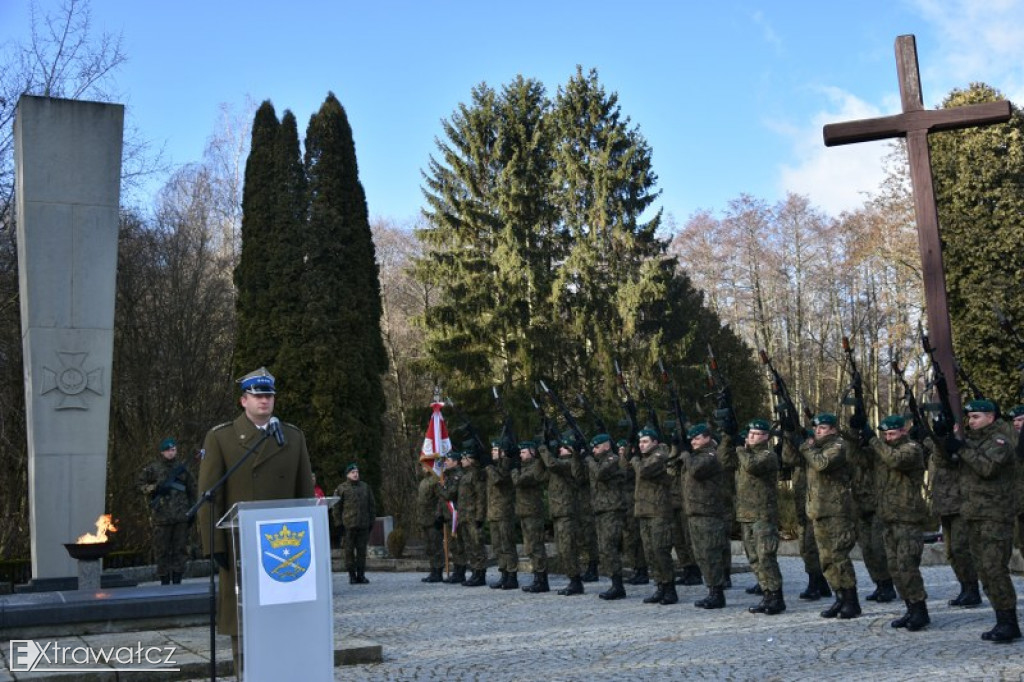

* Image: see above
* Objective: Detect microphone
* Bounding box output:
[268,417,286,446]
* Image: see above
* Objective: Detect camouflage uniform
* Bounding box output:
[137,452,197,582]
[781,438,828,597]
[620,448,646,577]
[540,445,583,589]
[438,463,466,580]
[632,443,675,586]
[847,437,892,596]
[735,441,782,593]
[682,440,729,589]
[801,432,858,595]
[576,460,600,579]
[870,432,928,605]
[585,446,626,578]
[333,476,377,579]
[718,438,738,583]
[416,468,444,579]
[486,455,519,582]
[926,434,978,601]
[666,449,697,577]
[512,454,549,575]
[456,460,488,582]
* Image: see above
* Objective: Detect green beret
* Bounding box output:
[590,433,612,447]
[616,438,628,448]
[518,441,536,451]
[491,440,502,448]
[559,437,576,450]
[812,413,837,427]
[159,437,177,451]
[638,427,660,440]
[1009,405,1024,418]
[746,419,771,433]
[687,423,709,439]
[965,399,996,413]
[737,429,749,440]
[345,462,359,473]
[879,415,906,431]
[446,451,461,461]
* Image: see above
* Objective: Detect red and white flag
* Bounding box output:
[420,401,451,478]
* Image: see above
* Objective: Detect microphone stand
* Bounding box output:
[187,428,273,682]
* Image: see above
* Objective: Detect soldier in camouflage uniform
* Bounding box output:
[438,452,466,584]
[846,424,896,603]
[457,450,488,586]
[717,429,738,590]
[940,400,1020,642]
[633,428,678,605]
[540,438,585,595]
[416,459,445,583]
[486,441,520,590]
[666,439,702,587]
[137,437,196,585]
[737,420,785,615]
[585,433,627,600]
[333,462,377,584]
[683,424,729,609]
[781,433,831,601]
[870,415,929,631]
[801,413,860,619]
[619,439,649,585]
[577,451,600,583]
[513,442,550,593]
[1009,406,1024,563]
[927,425,980,607]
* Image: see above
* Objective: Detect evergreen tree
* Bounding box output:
[300,93,388,491]
[930,83,1024,406]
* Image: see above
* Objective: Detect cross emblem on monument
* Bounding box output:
[822,34,1011,423]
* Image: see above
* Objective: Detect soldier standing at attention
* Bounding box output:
[540,438,585,596]
[438,452,466,584]
[736,420,784,615]
[416,458,445,583]
[456,450,488,587]
[683,424,729,609]
[514,441,550,593]
[869,415,929,631]
[585,433,627,600]
[486,441,520,590]
[801,413,860,619]
[633,428,678,605]
[941,400,1020,642]
[333,462,376,584]
[138,437,196,585]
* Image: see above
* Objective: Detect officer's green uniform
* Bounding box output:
[137,438,196,584]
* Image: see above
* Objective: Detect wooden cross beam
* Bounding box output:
[822,34,1011,424]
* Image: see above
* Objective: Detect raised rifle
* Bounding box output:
[840,335,869,432]
[539,380,590,455]
[531,393,559,445]
[706,344,738,436]
[920,325,958,440]
[639,388,662,436]
[658,358,691,450]
[614,359,641,443]
[890,355,929,442]
[758,349,803,450]
[578,393,610,436]
[492,386,520,464]
[444,396,490,464]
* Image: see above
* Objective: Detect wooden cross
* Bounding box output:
[822,34,1010,423]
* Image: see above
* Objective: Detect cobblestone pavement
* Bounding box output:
[331,557,1024,682]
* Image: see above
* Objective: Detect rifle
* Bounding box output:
[658,358,690,450]
[639,388,662,436]
[954,362,988,402]
[614,359,641,443]
[890,355,929,441]
[531,393,559,445]
[578,393,610,435]
[758,349,803,450]
[539,380,589,455]
[841,336,870,440]
[492,386,520,463]
[149,463,188,508]
[444,396,490,464]
[920,325,958,440]
[705,344,737,435]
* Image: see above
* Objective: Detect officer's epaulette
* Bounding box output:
[210,421,232,432]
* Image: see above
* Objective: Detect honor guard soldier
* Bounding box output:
[632,428,678,605]
[683,424,729,609]
[513,441,550,593]
[137,437,196,585]
[333,462,377,584]
[737,420,785,615]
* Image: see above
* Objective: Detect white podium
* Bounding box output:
[218,497,337,681]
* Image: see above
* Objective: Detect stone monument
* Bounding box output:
[15,95,123,583]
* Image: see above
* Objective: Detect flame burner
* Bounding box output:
[63,541,114,590]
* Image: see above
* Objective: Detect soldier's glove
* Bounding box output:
[931,418,952,438]
[858,426,874,448]
[433,516,444,530]
[211,552,229,571]
[943,435,962,459]
[848,413,867,430]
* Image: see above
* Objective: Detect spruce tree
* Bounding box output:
[300,92,388,490]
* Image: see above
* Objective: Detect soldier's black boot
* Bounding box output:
[463,569,486,587]
[558,575,584,596]
[490,570,507,589]
[891,600,913,628]
[422,569,443,583]
[838,587,862,619]
[660,581,679,605]
[521,572,539,592]
[159,575,171,586]
[627,566,650,585]
[643,583,666,604]
[815,572,832,598]
[581,561,599,583]
[356,569,370,584]
[443,565,464,584]
[959,581,982,607]
[171,572,183,585]
[763,590,787,615]
[697,585,725,609]
[348,570,358,585]
[905,600,930,632]
[820,590,843,618]
[523,571,550,593]
[867,578,896,603]
[799,572,820,600]
[681,564,703,586]
[503,572,519,590]
[983,609,1022,642]
[599,574,626,600]
[748,591,769,613]
[746,582,763,595]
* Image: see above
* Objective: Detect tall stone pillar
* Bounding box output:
[15,95,123,582]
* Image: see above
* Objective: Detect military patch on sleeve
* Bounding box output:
[997,438,1007,446]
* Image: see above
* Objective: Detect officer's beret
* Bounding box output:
[238,367,276,395]
[517,441,536,451]
[812,413,837,427]
[159,437,177,451]
[638,427,660,441]
[746,419,771,433]
[590,433,612,447]
[687,423,709,439]
[1009,405,1024,418]
[879,415,906,431]
[345,462,359,473]
[965,399,996,413]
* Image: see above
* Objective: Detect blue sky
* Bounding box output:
[4,0,1024,226]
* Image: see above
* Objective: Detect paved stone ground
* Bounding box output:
[329,556,1024,682]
